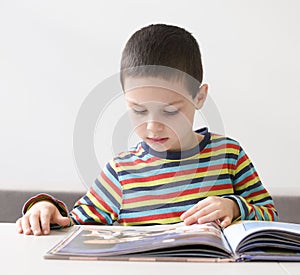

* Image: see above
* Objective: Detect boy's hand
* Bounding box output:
[16,201,70,235]
[180,196,240,228]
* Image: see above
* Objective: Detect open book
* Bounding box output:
[45,220,300,262]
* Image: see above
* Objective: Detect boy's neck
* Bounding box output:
[142,128,210,160]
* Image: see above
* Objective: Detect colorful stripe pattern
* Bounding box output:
[70,128,278,225]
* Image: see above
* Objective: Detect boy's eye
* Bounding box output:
[163,110,179,115]
[132,108,147,114]
[163,106,179,115]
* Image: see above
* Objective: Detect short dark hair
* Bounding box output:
[120,24,203,97]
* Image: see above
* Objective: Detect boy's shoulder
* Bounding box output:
[195,127,241,148]
[209,132,242,152]
[112,142,146,162]
[210,132,240,144]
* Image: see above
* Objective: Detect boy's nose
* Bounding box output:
[146,120,164,132]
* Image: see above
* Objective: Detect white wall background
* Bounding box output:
[1,0,299,193]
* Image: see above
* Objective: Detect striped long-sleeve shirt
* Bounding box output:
[23,128,278,226]
[69,128,278,225]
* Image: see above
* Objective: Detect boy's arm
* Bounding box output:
[223,147,278,221]
[21,159,122,228]
[69,159,122,225]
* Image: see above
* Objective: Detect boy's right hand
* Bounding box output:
[16,201,71,236]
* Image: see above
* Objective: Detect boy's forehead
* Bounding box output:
[123,76,191,98]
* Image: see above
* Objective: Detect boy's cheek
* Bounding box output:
[128,115,147,129]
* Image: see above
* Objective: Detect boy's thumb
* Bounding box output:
[53,213,71,227]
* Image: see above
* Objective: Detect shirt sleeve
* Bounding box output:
[69,159,123,225]
[223,146,278,221]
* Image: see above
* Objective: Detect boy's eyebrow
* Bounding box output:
[167,100,184,105]
[127,99,184,106]
[127,101,144,107]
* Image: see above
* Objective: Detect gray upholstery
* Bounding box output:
[1,189,299,224]
[0,190,84,223]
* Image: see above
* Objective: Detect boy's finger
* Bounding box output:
[29,212,42,235]
[182,213,198,225]
[197,210,222,224]
[181,206,208,225]
[40,211,51,235]
[16,218,23,234]
[220,216,231,228]
[21,215,32,235]
[180,199,210,220]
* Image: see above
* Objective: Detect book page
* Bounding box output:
[222,221,249,254]
[47,222,233,259]
[223,221,300,255]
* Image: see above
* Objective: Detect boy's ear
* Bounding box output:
[194,84,208,109]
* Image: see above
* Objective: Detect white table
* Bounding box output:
[1,223,299,275]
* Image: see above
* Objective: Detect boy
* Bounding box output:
[16,24,278,236]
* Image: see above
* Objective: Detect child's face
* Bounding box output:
[124,77,207,152]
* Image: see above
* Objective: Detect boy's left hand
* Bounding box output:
[180,196,240,228]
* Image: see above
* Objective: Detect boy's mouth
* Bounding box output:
[147,137,169,144]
